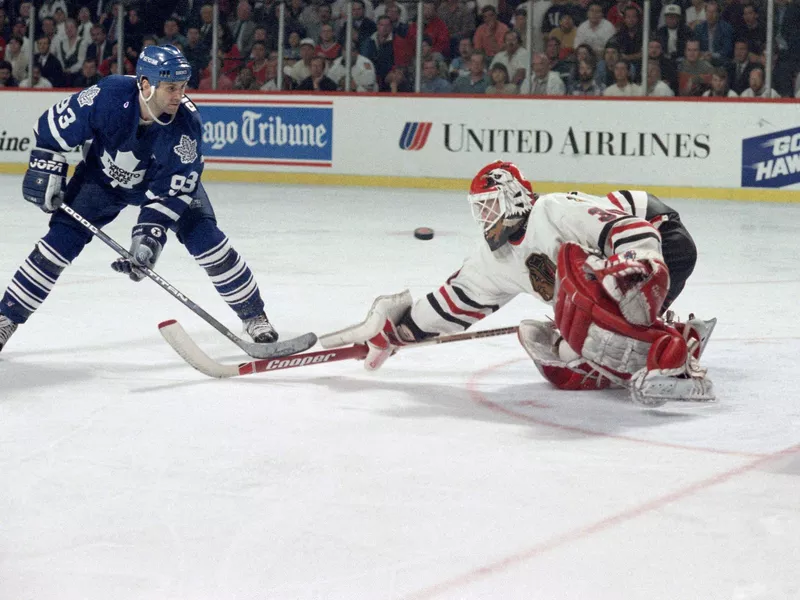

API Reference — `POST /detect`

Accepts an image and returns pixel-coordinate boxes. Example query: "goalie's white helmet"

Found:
[468,161,536,251]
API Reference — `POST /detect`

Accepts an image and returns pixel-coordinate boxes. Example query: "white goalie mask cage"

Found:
[468,166,535,245]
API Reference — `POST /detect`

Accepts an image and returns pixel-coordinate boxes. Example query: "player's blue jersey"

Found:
[33,75,204,229]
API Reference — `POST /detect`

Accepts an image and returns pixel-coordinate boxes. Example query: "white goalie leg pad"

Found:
[319,290,413,349]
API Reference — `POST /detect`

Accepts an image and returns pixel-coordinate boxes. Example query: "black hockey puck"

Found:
[414,227,434,240]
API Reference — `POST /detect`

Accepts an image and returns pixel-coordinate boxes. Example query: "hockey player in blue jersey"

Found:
[0,45,279,351]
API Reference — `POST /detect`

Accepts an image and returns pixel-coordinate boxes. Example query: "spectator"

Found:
[656,4,692,61]
[491,31,529,86]
[198,4,215,48]
[613,5,644,65]
[703,66,737,96]
[234,66,261,90]
[38,0,67,22]
[316,24,341,61]
[0,60,17,87]
[73,57,101,88]
[740,65,780,97]
[19,63,52,88]
[98,42,134,76]
[337,0,376,47]
[452,50,491,93]
[247,41,270,86]
[521,52,567,94]
[86,25,113,64]
[40,16,57,44]
[5,37,28,83]
[485,62,517,94]
[76,6,94,45]
[303,3,334,42]
[448,36,474,80]
[596,43,620,86]
[686,0,707,29]
[648,38,678,93]
[736,3,767,62]
[695,0,734,62]
[546,36,572,80]
[607,0,641,29]
[284,31,302,61]
[410,36,448,80]
[473,6,509,59]
[102,3,122,44]
[331,0,375,25]
[384,65,412,92]
[375,0,409,24]
[260,55,281,91]
[0,8,8,41]
[327,41,377,91]
[510,8,532,53]
[183,27,210,89]
[678,38,714,95]
[727,39,756,93]
[569,58,605,94]
[420,58,452,92]
[285,37,315,85]
[53,19,87,87]
[198,49,235,89]
[34,36,63,87]
[297,55,338,91]
[159,18,188,49]
[228,0,257,57]
[407,0,450,58]
[542,0,576,40]
[216,26,243,79]
[123,8,146,54]
[361,16,396,89]
[52,7,67,40]
[386,4,409,38]
[574,1,616,57]
[646,61,674,95]
[437,0,475,56]
[549,13,578,57]
[604,59,641,95]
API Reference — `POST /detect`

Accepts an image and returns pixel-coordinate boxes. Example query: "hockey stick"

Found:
[158,319,518,378]
[59,204,317,359]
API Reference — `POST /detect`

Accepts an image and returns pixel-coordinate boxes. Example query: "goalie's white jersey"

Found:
[409,190,663,336]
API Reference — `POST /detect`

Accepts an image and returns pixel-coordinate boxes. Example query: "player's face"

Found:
[153,81,188,115]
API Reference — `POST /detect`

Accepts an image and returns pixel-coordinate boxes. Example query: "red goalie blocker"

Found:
[555,243,689,376]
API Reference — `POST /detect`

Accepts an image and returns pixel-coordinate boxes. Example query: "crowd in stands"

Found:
[0,0,798,97]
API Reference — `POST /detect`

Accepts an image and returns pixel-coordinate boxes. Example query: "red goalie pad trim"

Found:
[555,243,681,355]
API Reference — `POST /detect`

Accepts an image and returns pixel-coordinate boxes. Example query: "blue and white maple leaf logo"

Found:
[100,150,146,189]
[173,135,198,164]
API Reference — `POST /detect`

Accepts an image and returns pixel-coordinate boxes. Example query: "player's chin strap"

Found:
[138,82,177,126]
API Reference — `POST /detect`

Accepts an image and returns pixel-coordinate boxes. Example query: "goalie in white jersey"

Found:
[321,161,715,406]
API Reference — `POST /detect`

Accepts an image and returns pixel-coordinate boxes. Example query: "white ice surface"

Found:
[1,176,799,600]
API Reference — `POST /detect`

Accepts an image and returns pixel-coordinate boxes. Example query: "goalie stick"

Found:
[159,319,519,378]
[60,204,317,359]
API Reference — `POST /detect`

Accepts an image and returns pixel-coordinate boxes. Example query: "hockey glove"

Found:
[22,148,68,213]
[584,251,669,326]
[111,223,166,282]
[365,319,413,371]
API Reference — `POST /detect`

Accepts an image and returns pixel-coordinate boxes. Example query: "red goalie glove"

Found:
[584,250,670,326]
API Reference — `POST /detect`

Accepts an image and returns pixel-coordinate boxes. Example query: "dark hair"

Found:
[0,60,12,71]
[490,62,509,80]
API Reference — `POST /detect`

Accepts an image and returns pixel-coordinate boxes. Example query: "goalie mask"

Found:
[468,161,536,251]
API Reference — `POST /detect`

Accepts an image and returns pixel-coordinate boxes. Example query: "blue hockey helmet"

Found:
[136,45,191,87]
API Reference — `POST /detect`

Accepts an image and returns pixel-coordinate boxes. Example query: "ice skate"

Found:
[0,314,18,352]
[243,313,279,344]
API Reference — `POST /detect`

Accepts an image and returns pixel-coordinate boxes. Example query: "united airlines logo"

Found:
[399,122,432,151]
[742,127,800,188]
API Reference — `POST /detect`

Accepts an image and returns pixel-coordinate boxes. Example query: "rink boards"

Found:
[0,89,798,202]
